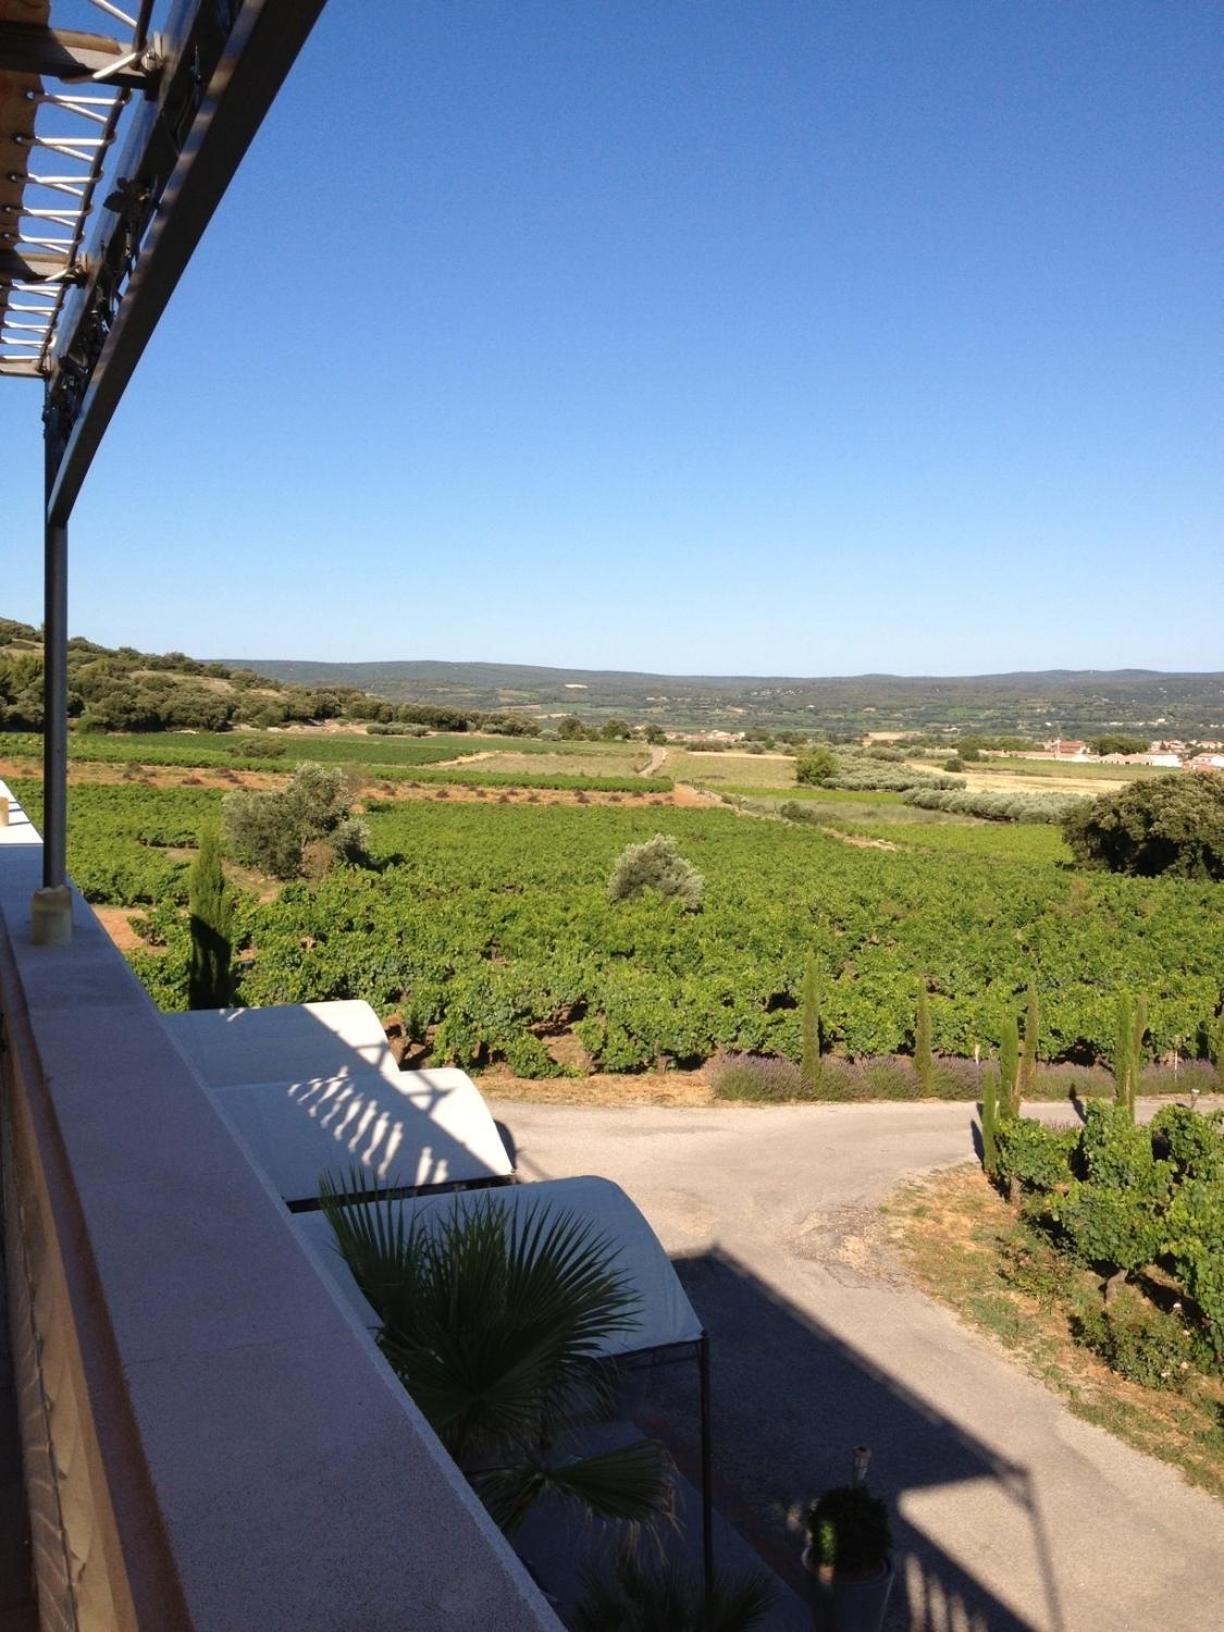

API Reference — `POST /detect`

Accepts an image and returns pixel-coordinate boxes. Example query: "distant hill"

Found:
[224,656,1224,737]
[0,618,371,732]
[8,613,1221,737]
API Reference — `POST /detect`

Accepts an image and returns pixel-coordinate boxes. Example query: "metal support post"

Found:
[31,493,71,945]
[699,1332,714,1611]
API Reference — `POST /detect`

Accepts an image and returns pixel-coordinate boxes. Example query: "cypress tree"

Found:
[1114,990,1136,1119]
[1130,993,1148,1118]
[999,1012,1020,1117]
[981,1066,1000,1181]
[915,983,934,1097]
[801,953,823,1095]
[1019,982,1040,1099]
[188,825,234,1010]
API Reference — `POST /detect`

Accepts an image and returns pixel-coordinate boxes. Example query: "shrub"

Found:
[997,1229,1066,1306]
[1072,1289,1195,1391]
[709,1051,806,1102]
[980,1068,1001,1179]
[1113,990,1147,1119]
[608,834,704,910]
[914,985,934,1096]
[1020,983,1040,1098]
[999,1012,1020,1115]
[903,786,1081,824]
[995,1118,1076,1192]
[233,737,286,758]
[222,762,369,880]
[801,954,822,1093]
[1150,1105,1224,1181]
[806,1486,891,1576]
[572,1556,776,1632]
[1062,773,1224,879]
[187,826,233,1008]
[795,748,838,785]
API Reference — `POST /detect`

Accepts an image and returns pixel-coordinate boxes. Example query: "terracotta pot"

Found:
[801,1544,895,1632]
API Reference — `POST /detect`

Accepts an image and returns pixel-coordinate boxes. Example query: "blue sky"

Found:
[3,0,1221,675]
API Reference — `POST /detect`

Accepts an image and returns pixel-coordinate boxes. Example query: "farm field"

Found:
[917,757,1165,797]
[12,769,1223,1088]
[659,747,799,788]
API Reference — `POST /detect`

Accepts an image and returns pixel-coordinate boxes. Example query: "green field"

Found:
[15,775,1221,1081]
[0,728,546,771]
[961,757,1165,782]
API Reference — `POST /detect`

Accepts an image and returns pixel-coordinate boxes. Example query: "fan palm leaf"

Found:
[320,1172,674,1536]
[572,1554,777,1632]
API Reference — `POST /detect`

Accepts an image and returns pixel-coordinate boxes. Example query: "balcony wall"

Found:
[0,788,558,1631]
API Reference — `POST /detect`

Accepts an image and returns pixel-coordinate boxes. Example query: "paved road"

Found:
[489,1098,1224,1632]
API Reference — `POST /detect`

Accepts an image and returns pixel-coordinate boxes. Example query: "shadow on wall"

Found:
[638,1247,1062,1632]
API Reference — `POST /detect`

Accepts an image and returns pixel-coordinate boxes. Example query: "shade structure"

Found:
[293,1175,705,1359]
[0,781,39,846]
[162,999,401,1087]
[162,1001,514,1203]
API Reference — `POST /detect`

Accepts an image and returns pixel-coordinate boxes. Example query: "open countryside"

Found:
[3,6,1223,1629]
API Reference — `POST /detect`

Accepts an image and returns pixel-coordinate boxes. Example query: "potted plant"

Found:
[801,1466,894,1632]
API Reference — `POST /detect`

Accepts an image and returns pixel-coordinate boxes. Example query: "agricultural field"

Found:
[12,770,1223,1087]
[927,757,1165,797]
[0,730,666,795]
[659,747,800,788]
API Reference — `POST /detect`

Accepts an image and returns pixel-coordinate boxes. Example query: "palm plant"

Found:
[320,1174,674,1538]
[572,1554,776,1632]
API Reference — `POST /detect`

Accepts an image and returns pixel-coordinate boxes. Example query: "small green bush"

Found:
[795,748,838,785]
[1072,1289,1195,1392]
[1150,1104,1224,1181]
[997,1230,1066,1307]
[995,1118,1077,1192]
[709,1052,806,1102]
[806,1486,891,1576]
[223,762,370,880]
[608,834,704,910]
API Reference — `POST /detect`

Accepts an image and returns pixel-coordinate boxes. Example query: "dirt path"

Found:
[638,745,668,777]
[425,750,499,769]
[819,825,898,851]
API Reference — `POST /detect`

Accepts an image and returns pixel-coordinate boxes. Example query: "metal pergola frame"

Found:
[1,0,327,942]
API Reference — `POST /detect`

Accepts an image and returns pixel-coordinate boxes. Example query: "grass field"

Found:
[929,757,1163,797]
[866,821,1072,860]
[439,747,652,779]
[661,748,798,788]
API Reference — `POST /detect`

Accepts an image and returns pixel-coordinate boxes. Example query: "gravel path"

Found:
[489,1098,1224,1632]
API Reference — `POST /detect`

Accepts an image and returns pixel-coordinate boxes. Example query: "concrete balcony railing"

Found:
[0,786,559,1632]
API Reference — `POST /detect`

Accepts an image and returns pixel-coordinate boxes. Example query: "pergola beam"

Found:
[45,0,328,526]
[0,249,83,284]
[0,22,154,90]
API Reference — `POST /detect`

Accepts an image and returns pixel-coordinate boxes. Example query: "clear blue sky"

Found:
[3,0,1221,675]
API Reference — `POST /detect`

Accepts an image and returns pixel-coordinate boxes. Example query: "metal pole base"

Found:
[30,885,72,947]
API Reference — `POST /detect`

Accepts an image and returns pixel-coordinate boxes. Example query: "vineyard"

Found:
[14,778,1223,1082]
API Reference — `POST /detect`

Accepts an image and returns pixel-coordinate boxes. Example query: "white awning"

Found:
[162,1002,514,1200]
[293,1175,704,1359]
[0,781,39,847]
[163,999,402,1088]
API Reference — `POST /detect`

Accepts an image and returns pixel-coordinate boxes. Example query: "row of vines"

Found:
[16,780,1221,1079]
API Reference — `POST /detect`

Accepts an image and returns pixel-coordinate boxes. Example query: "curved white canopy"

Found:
[293,1175,704,1359]
[162,1001,513,1199]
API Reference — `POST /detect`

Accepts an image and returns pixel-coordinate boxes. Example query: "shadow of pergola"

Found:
[638,1247,1063,1632]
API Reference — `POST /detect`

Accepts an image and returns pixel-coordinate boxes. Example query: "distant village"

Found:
[1040,739,1224,772]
